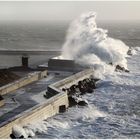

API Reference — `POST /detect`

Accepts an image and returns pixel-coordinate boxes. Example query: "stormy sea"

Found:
[0,20,140,138]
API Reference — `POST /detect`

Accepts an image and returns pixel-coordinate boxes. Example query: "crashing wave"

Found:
[61,12,129,76]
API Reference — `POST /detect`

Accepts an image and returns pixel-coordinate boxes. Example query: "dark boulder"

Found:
[68,96,77,107]
[10,134,24,139]
[62,88,66,92]
[78,83,87,94]
[67,88,74,96]
[88,81,96,89]
[115,65,124,71]
[70,85,76,94]
[93,78,100,82]
[10,134,16,139]
[127,49,133,55]
[19,135,24,139]
[87,87,93,93]
[125,69,130,73]
[78,100,88,106]
[115,65,129,73]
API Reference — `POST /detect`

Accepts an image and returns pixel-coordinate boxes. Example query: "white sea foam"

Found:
[12,121,48,138]
[24,121,48,134]
[46,119,70,129]
[80,105,106,121]
[61,12,129,77]
[12,125,28,138]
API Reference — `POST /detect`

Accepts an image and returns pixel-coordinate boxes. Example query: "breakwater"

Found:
[0,69,94,138]
[48,69,94,91]
[0,70,47,95]
[0,93,68,138]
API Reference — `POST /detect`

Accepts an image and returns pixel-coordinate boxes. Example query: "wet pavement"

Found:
[0,73,67,127]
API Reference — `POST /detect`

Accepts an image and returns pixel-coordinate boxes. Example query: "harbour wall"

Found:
[48,68,94,91]
[0,70,47,96]
[0,69,94,138]
[0,92,68,138]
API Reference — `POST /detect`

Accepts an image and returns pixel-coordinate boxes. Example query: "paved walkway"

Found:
[0,74,65,127]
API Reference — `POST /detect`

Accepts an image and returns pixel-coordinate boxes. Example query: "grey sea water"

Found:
[0,22,68,68]
[0,21,140,68]
[0,21,140,138]
[0,21,140,50]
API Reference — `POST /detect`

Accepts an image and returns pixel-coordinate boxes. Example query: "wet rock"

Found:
[87,88,93,93]
[70,85,76,93]
[127,49,132,55]
[62,88,66,92]
[87,81,96,89]
[78,81,87,94]
[68,96,78,107]
[67,88,74,96]
[78,100,88,106]
[128,47,136,56]
[10,134,16,139]
[93,78,100,82]
[109,62,113,65]
[19,135,24,139]
[115,65,129,73]
[125,69,130,73]
[10,134,24,139]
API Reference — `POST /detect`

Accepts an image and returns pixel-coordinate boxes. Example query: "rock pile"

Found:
[62,76,99,107]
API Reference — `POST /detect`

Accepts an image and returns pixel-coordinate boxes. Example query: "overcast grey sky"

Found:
[0,1,140,23]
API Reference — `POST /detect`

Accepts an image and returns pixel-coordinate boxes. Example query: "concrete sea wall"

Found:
[0,93,68,138]
[0,69,93,138]
[0,70,47,95]
[49,69,94,90]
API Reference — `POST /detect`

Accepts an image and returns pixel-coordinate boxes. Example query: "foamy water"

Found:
[1,18,140,139]
[32,48,140,139]
[61,12,129,75]
[17,15,140,139]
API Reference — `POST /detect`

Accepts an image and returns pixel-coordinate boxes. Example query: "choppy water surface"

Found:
[35,50,140,139]
[37,22,140,139]
[0,22,140,138]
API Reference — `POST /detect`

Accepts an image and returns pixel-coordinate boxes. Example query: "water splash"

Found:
[61,12,129,76]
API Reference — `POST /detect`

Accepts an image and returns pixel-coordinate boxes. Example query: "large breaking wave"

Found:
[61,12,129,76]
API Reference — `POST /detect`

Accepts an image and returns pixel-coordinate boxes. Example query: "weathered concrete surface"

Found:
[0,93,68,139]
[48,57,86,72]
[0,70,47,95]
[0,74,62,124]
[0,73,69,138]
[50,69,94,90]
[0,69,93,138]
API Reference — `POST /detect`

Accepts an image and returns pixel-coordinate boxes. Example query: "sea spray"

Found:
[12,121,48,138]
[45,119,70,129]
[12,125,28,138]
[61,12,129,76]
[24,121,48,134]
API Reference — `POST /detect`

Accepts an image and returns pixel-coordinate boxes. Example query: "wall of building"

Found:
[0,70,47,96]
[48,58,86,72]
[0,93,68,138]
